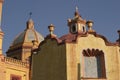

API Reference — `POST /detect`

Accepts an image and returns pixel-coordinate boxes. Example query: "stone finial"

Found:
[32,40,38,50]
[86,20,94,32]
[48,24,55,35]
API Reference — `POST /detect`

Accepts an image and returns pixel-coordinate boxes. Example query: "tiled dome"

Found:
[12,29,44,46]
[11,19,44,46]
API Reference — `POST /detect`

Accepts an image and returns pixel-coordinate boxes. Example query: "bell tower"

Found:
[0,0,4,55]
[67,7,86,34]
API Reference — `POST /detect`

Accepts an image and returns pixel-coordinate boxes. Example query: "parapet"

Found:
[3,57,29,68]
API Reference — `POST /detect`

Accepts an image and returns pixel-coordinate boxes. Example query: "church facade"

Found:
[0,0,120,80]
[31,7,120,80]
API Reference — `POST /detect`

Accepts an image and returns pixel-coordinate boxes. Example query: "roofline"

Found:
[39,32,119,48]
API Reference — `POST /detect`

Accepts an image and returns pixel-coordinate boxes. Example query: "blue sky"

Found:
[2,0,120,53]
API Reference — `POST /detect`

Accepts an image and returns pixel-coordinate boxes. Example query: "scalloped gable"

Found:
[59,32,118,46]
[38,32,118,51]
[38,34,63,49]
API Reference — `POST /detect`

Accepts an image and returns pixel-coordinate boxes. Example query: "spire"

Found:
[74,6,81,18]
[75,6,78,13]
[26,12,34,29]
[29,12,32,19]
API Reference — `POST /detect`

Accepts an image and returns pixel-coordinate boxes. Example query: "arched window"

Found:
[82,26,85,32]
[70,24,78,34]
[82,49,106,78]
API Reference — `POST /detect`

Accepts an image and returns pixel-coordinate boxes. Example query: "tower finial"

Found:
[86,20,95,32]
[74,6,80,18]
[48,24,55,35]
[29,12,32,19]
[26,12,34,29]
[76,6,78,12]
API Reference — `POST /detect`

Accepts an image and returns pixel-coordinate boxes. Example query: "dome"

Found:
[11,19,44,46]
[12,29,44,46]
[7,19,44,62]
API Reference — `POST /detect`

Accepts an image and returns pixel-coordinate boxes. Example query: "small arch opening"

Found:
[70,24,77,34]
[83,26,85,32]
[81,49,106,78]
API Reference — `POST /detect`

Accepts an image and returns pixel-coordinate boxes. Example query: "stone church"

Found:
[0,0,120,80]
[31,6,120,80]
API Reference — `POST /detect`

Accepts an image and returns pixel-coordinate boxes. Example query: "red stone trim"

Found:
[82,49,106,78]
[87,32,118,46]
[60,31,118,46]
[83,49,103,57]
[38,31,118,52]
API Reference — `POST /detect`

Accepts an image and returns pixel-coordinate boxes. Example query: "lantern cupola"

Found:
[67,7,86,34]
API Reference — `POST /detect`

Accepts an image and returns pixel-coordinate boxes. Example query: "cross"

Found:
[29,12,32,19]
[76,6,78,12]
